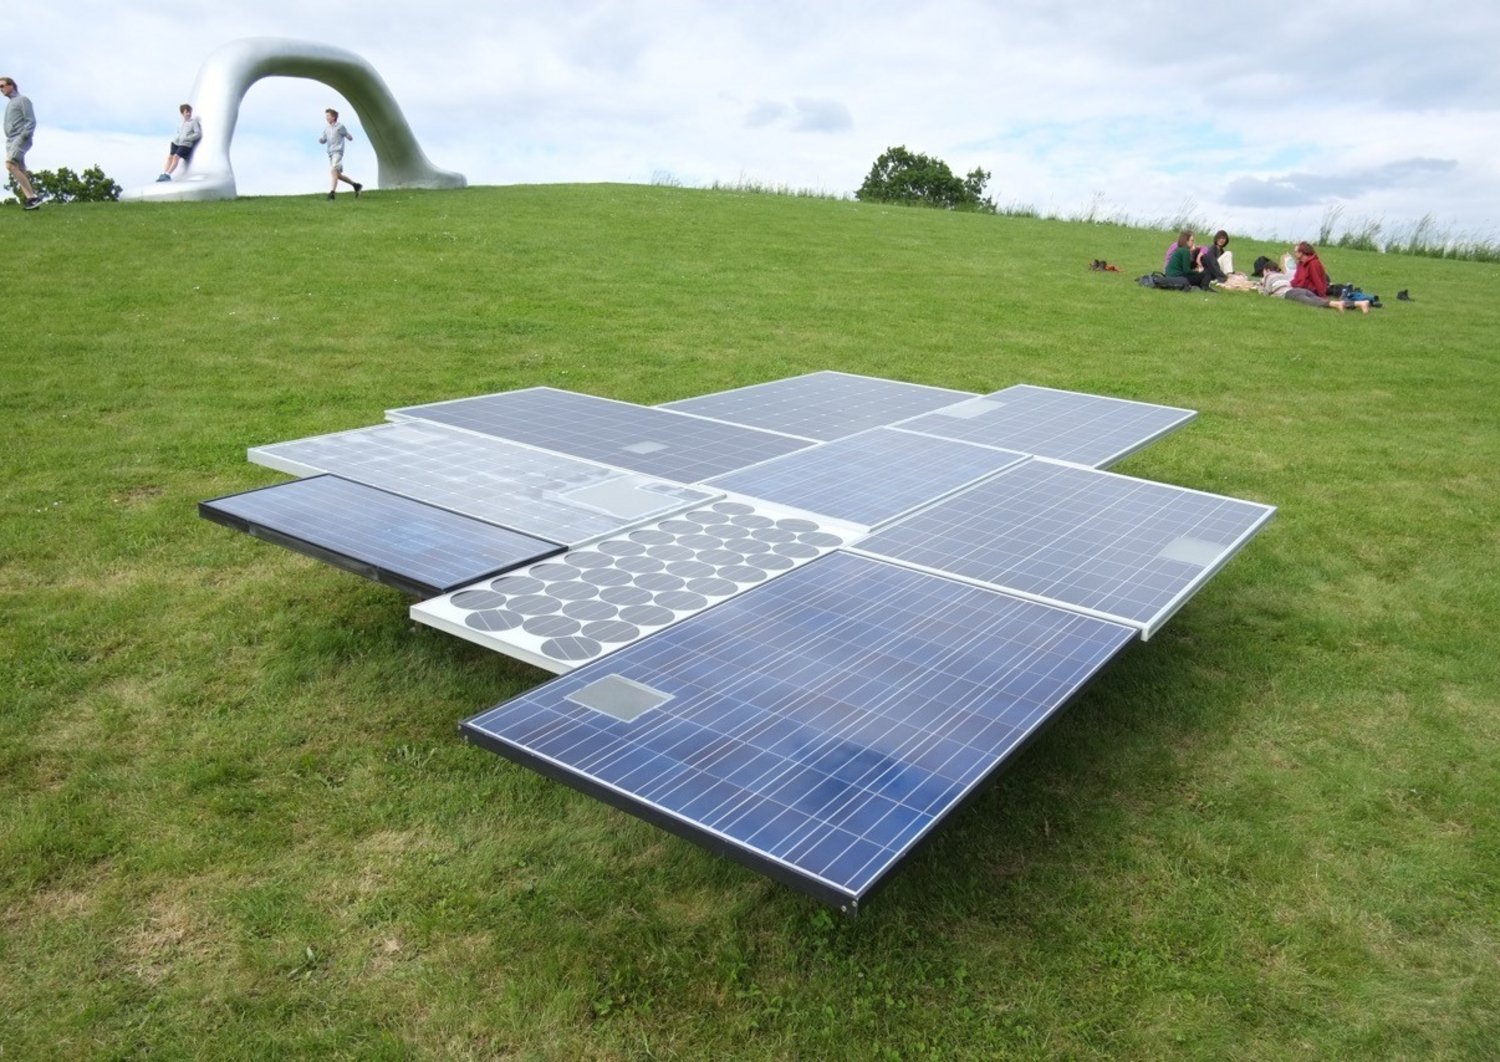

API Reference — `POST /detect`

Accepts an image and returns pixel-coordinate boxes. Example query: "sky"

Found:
[11,1,1500,243]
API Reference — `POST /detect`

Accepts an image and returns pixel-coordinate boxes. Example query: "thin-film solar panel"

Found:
[460,551,1137,912]
[200,475,563,597]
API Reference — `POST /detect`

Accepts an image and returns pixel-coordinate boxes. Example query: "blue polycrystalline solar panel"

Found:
[460,551,1137,912]
[852,458,1275,637]
[896,384,1197,468]
[413,498,858,671]
[659,371,977,442]
[390,387,814,483]
[248,420,716,545]
[200,475,564,597]
[704,428,1028,528]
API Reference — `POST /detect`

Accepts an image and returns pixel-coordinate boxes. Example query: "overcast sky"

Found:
[12,1,1499,242]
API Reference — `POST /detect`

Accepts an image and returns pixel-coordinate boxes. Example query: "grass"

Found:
[3,183,1498,1058]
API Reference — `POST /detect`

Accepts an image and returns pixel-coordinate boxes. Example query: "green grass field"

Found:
[4,184,1497,1058]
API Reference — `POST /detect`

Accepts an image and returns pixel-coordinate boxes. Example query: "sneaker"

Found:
[23,197,41,210]
[353,182,362,198]
[327,191,336,200]
[156,173,171,182]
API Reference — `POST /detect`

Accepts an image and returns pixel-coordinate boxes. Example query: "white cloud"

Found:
[7,1,1498,239]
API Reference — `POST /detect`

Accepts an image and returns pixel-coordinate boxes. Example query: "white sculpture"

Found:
[123,37,465,202]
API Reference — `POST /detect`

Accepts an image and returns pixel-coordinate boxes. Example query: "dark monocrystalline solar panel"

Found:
[391,387,814,483]
[705,428,1027,528]
[896,384,1197,468]
[659,371,976,442]
[199,475,563,597]
[460,551,1137,912]
[852,458,1275,637]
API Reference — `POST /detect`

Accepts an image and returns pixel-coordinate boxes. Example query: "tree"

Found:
[856,146,994,212]
[6,164,121,205]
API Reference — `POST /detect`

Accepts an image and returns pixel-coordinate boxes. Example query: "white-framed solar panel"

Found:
[704,427,1028,528]
[459,551,1137,912]
[659,370,977,442]
[199,475,563,597]
[414,498,860,671]
[248,420,717,546]
[895,384,1197,468]
[851,458,1275,638]
[389,386,815,483]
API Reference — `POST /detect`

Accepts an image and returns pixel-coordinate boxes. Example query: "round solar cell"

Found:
[466,609,522,632]
[653,590,709,611]
[565,551,615,569]
[547,580,600,601]
[601,585,653,606]
[450,589,508,610]
[580,620,639,643]
[523,614,582,637]
[488,575,546,595]
[718,565,769,584]
[619,604,675,626]
[540,636,602,661]
[634,572,686,592]
[507,594,562,616]
[563,599,618,621]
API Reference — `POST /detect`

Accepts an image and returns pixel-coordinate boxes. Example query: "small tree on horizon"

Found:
[5,164,121,205]
[856,146,994,212]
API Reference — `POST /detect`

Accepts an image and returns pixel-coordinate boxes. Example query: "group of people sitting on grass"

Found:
[1160,230,1370,312]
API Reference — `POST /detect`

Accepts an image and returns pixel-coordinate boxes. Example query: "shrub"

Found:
[6,164,121,205]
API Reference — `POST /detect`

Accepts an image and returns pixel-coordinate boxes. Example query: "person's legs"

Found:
[1202,248,1228,283]
[6,158,36,201]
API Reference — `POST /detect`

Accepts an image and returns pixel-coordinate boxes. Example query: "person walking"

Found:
[318,108,363,200]
[1,76,41,210]
[157,104,202,181]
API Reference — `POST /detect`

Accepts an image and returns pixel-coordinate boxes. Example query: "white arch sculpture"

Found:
[123,37,466,202]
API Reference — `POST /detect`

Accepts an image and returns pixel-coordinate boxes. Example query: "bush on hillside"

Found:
[6,165,121,205]
[856,146,995,212]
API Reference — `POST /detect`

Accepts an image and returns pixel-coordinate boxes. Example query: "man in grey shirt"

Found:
[1,75,41,210]
[157,103,202,182]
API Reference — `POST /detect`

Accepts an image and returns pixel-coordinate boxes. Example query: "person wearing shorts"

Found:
[157,104,201,181]
[1,76,41,210]
[318,108,363,200]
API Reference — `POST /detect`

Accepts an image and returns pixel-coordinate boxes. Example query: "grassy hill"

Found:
[3,184,1497,1057]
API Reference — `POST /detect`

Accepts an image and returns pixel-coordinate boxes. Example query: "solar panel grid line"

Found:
[461,552,1137,908]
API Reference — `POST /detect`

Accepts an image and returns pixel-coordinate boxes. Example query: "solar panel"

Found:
[895,384,1197,467]
[851,458,1275,637]
[460,551,1137,912]
[659,371,977,441]
[200,475,563,597]
[413,498,858,671]
[390,387,814,483]
[705,428,1027,528]
[248,420,716,545]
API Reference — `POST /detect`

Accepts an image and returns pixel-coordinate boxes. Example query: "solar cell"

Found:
[896,383,1197,467]
[413,498,858,671]
[659,371,976,441]
[705,428,1027,528]
[460,551,1137,912]
[200,475,563,597]
[391,387,814,482]
[248,420,716,545]
[851,458,1275,637]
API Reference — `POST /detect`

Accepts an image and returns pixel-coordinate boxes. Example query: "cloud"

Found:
[1223,158,1461,208]
[790,98,852,133]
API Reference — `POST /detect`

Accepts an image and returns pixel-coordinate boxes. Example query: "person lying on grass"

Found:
[1259,261,1368,313]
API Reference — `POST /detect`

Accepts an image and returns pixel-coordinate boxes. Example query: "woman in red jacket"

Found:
[1289,242,1330,297]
